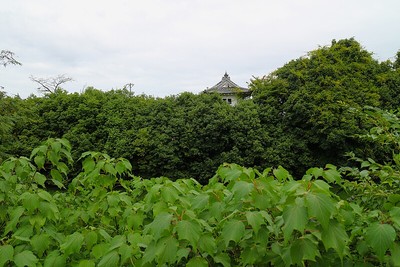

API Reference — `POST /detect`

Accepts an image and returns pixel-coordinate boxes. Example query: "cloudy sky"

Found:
[1,0,399,98]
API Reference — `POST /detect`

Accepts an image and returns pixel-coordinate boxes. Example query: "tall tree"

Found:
[251,38,382,173]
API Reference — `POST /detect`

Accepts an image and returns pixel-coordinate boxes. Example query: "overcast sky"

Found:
[1,0,399,98]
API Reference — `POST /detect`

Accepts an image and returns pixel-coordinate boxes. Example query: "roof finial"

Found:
[223,71,229,79]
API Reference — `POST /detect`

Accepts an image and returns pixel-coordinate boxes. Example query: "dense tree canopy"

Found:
[250,38,399,174]
[0,38,399,181]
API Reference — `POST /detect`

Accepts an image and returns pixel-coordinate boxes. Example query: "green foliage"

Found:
[0,141,399,266]
[250,38,399,174]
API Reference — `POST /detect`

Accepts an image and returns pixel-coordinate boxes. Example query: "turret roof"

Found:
[204,72,250,95]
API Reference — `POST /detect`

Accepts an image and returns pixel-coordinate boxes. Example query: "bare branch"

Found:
[30,74,73,94]
[1,50,22,67]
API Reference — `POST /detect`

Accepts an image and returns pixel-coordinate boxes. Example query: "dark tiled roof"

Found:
[204,72,250,95]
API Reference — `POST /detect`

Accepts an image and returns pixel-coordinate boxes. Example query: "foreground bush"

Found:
[0,139,399,266]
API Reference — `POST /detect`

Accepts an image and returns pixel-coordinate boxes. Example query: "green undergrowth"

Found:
[0,138,399,266]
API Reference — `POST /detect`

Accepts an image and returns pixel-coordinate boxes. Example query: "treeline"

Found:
[1,38,400,183]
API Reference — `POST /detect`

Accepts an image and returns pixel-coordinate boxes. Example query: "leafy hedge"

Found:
[0,138,399,266]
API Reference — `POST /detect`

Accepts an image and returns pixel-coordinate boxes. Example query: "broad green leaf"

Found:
[98,250,120,267]
[217,164,243,182]
[0,245,14,267]
[20,192,40,212]
[222,219,245,247]
[30,234,51,257]
[5,206,24,234]
[145,212,173,241]
[190,194,209,210]
[104,163,117,176]
[118,244,133,265]
[241,246,260,265]
[322,167,341,183]
[290,237,320,265]
[282,203,308,240]
[14,251,38,267]
[60,232,84,256]
[186,256,208,267]
[84,231,98,250]
[156,236,179,264]
[176,248,190,263]
[198,234,217,255]
[321,220,349,259]
[50,169,63,182]
[245,211,265,234]
[98,229,112,242]
[273,166,291,182]
[176,219,201,249]
[34,155,45,169]
[107,235,126,252]
[391,243,400,267]
[34,172,47,186]
[365,223,396,261]
[214,253,231,267]
[390,206,400,227]
[91,243,109,259]
[160,185,179,203]
[231,181,254,200]
[37,190,53,202]
[115,161,126,174]
[305,192,335,229]
[122,159,132,171]
[78,260,96,267]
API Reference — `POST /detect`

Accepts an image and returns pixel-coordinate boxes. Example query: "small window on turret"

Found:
[227,99,232,104]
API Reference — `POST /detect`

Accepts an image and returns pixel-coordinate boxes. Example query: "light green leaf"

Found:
[322,167,341,183]
[0,245,14,267]
[34,155,45,169]
[290,237,320,265]
[273,166,291,182]
[30,234,51,257]
[51,169,63,182]
[37,190,53,202]
[245,211,265,234]
[176,219,201,249]
[198,234,216,255]
[190,194,209,210]
[186,256,208,267]
[365,223,396,261]
[78,260,96,267]
[118,244,133,265]
[60,232,84,256]
[390,206,400,227]
[82,157,96,173]
[14,251,38,267]
[107,235,126,252]
[84,231,98,250]
[391,243,400,267]
[5,206,24,234]
[91,243,109,259]
[145,212,173,241]
[20,192,40,212]
[217,164,243,182]
[305,192,335,229]
[282,203,308,240]
[222,219,245,247]
[321,220,349,259]
[98,251,119,267]
[44,250,66,267]
[231,181,254,200]
[34,172,47,187]
[156,236,178,264]
[214,253,231,267]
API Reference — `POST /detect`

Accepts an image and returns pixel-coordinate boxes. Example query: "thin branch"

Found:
[0,50,22,67]
[30,74,73,94]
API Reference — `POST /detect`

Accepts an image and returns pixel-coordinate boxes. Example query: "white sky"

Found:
[1,0,399,98]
